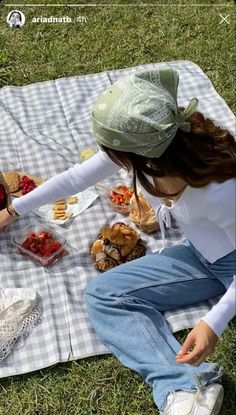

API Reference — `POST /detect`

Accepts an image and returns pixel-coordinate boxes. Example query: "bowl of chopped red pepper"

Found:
[107,184,133,215]
[12,224,67,266]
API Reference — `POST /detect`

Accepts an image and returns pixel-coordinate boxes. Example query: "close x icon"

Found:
[219,14,230,24]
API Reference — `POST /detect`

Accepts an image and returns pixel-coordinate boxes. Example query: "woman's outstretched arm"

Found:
[0,149,120,231]
[12,149,120,216]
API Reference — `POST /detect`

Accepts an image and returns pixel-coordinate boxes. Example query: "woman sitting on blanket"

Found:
[0,66,235,415]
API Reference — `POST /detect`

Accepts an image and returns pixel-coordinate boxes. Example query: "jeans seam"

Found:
[115,276,214,297]
[118,297,170,365]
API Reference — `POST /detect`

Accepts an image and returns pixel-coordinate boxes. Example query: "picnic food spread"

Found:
[91,222,146,272]
[1,169,155,269]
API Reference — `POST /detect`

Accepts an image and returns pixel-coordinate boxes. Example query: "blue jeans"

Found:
[85,240,236,411]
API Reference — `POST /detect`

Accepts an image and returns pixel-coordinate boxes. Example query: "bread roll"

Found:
[3,171,20,193]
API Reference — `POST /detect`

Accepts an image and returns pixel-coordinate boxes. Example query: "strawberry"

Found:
[21,231,62,258]
[19,175,36,194]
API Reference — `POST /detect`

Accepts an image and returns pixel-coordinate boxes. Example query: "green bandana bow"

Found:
[92,65,198,158]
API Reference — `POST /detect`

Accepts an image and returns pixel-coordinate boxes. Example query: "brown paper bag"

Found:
[129,193,159,234]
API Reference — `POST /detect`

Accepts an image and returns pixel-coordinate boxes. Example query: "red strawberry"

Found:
[19,175,36,194]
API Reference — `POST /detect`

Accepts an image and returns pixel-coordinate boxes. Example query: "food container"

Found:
[12,224,67,266]
[107,184,133,215]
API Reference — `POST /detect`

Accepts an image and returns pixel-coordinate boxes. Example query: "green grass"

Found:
[0,326,235,415]
[0,0,236,414]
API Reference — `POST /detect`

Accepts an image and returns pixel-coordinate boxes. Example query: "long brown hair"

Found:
[100,111,236,198]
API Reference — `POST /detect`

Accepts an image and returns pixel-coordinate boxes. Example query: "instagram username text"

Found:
[32,16,87,23]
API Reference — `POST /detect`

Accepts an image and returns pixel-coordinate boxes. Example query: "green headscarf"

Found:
[92,65,198,158]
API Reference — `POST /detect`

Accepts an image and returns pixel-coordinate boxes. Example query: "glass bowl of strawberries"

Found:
[107,184,133,215]
[13,224,67,266]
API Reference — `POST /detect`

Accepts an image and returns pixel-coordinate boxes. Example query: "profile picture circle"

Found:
[7,10,25,28]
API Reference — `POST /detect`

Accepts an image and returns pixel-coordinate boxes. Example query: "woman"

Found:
[7,11,24,28]
[0,66,235,415]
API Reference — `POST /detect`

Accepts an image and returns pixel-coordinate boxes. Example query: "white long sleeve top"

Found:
[12,149,236,337]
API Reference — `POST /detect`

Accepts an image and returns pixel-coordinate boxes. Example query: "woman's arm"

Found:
[201,275,236,337]
[12,149,121,216]
[176,276,236,366]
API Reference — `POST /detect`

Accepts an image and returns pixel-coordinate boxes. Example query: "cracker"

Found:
[54,213,66,220]
[55,199,66,205]
[67,196,77,204]
[65,211,73,218]
[54,211,66,216]
[53,204,67,210]
[53,211,65,216]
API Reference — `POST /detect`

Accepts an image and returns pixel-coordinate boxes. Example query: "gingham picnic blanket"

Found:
[0,60,235,378]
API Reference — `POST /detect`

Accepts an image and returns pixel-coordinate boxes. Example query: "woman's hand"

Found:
[0,208,16,232]
[176,321,219,366]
